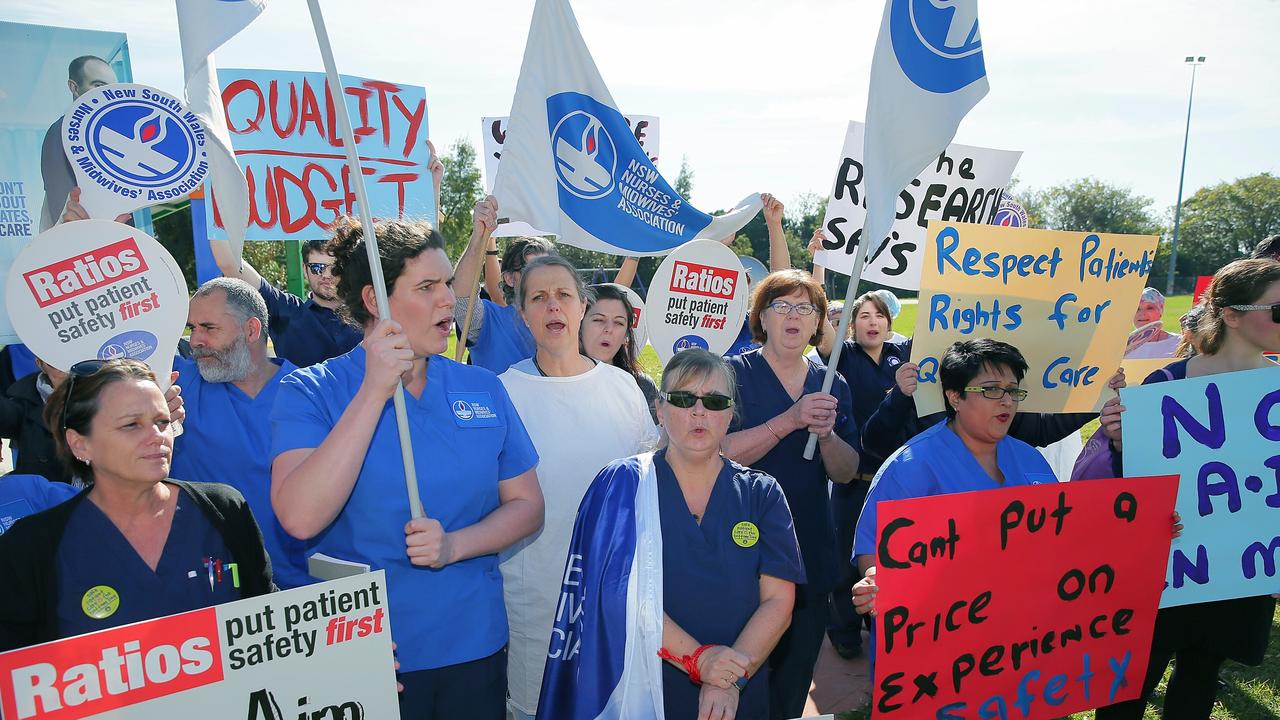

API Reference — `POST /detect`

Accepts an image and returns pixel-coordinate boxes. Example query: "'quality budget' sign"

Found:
[646,239,749,365]
[815,121,1020,290]
[910,222,1158,415]
[1121,366,1280,607]
[873,477,1176,719]
[208,68,432,241]
[0,573,398,720]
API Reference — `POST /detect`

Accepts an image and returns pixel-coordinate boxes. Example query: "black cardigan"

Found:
[0,479,275,651]
[0,373,68,484]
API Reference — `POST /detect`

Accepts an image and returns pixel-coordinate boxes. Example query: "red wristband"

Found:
[657,644,716,685]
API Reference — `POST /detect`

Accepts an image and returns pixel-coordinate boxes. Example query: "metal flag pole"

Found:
[306,0,425,519]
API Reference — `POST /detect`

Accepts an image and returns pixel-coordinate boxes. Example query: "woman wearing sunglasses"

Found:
[0,359,273,651]
[720,269,861,719]
[538,349,803,720]
[1084,257,1280,720]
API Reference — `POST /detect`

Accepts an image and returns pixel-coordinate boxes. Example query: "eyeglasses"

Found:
[307,262,334,276]
[1228,303,1280,323]
[60,359,109,431]
[768,301,817,316]
[662,390,734,411]
[963,385,1029,402]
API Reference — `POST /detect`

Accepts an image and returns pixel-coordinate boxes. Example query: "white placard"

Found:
[646,239,749,365]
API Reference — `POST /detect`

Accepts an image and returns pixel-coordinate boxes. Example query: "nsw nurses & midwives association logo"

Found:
[550,109,617,200]
[452,400,476,421]
[889,0,987,93]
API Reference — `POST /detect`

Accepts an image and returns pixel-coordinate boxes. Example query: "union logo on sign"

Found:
[672,335,709,353]
[87,102,197,188]
[889,0,987,93]
[452,400,475,421]
[550,109,617,200]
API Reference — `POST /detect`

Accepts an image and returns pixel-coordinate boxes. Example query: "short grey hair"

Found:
[655,349,739,450]
[515,254,593,310]
[193,277,269,342]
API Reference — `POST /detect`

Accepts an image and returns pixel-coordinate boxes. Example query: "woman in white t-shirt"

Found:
[498,255,658,720]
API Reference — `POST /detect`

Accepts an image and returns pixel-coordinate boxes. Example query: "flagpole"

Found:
[803,239,870,460]
[306,0,425,519]
[454,225,494,362]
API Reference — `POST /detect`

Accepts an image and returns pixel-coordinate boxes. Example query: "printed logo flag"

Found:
[859,0,990,268]
[176,0,267,266]
[494,0,760,256]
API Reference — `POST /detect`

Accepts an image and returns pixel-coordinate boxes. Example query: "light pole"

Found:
[1166,56,1205,296]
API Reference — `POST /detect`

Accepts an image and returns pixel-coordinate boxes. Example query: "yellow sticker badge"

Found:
[81,585,120,619]
[731,521,759,548]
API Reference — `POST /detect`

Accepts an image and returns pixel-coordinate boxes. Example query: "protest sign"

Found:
[1192,275,1212,304]
[620,283,649,350]
[992,197,1029,228]
[873,476,1176,719]
[481,114,659,193]
[3,220,187,384]
[814,121,1020,290]
[63,84,208,221]
[207,68,431,241]
[0,572,398,720]
[909,222,1158,415]
[1121,366,1280,607]
[646,239,749,364]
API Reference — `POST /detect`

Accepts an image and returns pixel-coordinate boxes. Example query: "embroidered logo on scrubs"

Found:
[448,392,501,428]
[82,585,120,619]
[888,357,902,368]
[731,521,760,548]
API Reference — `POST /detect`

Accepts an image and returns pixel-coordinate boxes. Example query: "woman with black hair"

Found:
[581,282,660,420]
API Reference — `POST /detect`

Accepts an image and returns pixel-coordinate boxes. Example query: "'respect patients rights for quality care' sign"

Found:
[872,477,1176,719]
[0,573,398,720]
[910,222,1158,415]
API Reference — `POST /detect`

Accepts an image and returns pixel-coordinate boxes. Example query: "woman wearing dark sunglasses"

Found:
[1086,257,1280,720]
[0,359,273,651]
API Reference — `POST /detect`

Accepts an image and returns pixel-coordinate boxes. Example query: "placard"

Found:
[873,477,1176,718]
[620,283,649,350]
[645,239,749,365]
[1121,366,1280,607]
[909,222,1158,415]
[0,573,398,720]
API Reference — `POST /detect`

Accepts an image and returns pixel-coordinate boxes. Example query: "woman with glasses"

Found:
[496,257,657,719]
[0,358,273,651]
[1083,257,1280,720]
[720,269,861,720]
[580,282,660,421]
[538,349,803,720]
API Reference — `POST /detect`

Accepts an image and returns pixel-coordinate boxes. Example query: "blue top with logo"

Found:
[270,346,539,672]
[258,279,362,369]
[889,0,987,93]
[468,300,536,375]
[0,476,77,536]
[170,356,311,589]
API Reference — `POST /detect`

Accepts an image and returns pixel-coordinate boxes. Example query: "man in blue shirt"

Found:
[170,277,310,588]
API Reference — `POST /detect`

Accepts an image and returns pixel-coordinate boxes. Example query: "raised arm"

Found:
[453,196,498,315]
[762,193,789,272]
[613,257,640,288]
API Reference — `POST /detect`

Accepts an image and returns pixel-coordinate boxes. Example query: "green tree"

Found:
[674,155,694,201]
[1038,177,1163,236]
[1172,173,1280,278]
[439,139,484,258]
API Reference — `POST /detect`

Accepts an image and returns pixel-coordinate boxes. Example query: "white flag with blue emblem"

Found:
[176,0,266,267]
[860,0,989,267]
[494,0,761,256]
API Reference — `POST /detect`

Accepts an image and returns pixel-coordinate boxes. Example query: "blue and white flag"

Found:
[861,0,990,263]
[494,0,760,256]
[537,454,665,720]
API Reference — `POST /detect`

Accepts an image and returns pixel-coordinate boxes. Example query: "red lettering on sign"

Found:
[670,261,737,299]
[23,238,148,308]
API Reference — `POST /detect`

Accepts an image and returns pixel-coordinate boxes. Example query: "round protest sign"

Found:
[647,239,749,365]
[621,284,649,350]
[738,254,769,289]
[62,83,208,220]
[5,219,189,386]
[993,197,1030,228]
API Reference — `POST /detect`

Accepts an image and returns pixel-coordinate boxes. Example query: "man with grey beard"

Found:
[169,278,312,588]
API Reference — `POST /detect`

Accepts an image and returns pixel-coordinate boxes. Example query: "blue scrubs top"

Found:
[55,486,239,637]
[656,451,805,720]
[727,349,861,594]
[0,475,77,536]
[258,280,362,369]
[827,339,911,476]
[725,319,761,357]
[468,300,536,374]
[270,346,539,672]
[170,356,311,589]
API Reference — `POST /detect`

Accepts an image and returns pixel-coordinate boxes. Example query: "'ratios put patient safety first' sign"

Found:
[910,222,1158,415]
[0,573,398,720]
[646,239,749,365]
[4,220,188,383]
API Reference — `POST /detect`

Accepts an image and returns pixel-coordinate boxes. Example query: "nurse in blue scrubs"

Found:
[722,269,862,720]
[269,218,545,720]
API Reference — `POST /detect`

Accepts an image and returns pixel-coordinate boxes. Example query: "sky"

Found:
[2,0,1278,224]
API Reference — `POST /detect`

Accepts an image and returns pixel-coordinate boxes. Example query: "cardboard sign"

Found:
[646,239,749,364]
[63,84,208,220]
[909,222,1159,415]
[208,68,431,240]
[815,121,1021,290]
[3,220,188,384]
[873,477,1176,719]
[0,573,398,720]
[1121,366,1280,607]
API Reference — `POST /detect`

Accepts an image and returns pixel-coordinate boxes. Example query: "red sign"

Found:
[22,238,148,308]
[873,476,1176,719]
[669,261,737,299]
[1192,275,1212,304]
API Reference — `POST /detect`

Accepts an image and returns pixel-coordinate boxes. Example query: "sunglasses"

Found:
[307,262,334,276]
[60,359,109,431]
[662,390,734,411]
[1228,303,1280,323]
[963,385,1029,402]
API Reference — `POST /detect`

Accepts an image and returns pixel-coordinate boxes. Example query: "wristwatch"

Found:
[734,675,749,692]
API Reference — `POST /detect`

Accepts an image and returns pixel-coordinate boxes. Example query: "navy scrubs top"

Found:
[257,280,362,369]
[727,350,861,594]
[467,300,536,374]
[656,451,804,720]
[725,319,761,357]
[55,487,239,637]
[825,338,911,476]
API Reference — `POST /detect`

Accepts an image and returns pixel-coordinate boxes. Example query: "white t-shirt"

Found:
[1124,333,1181,359]
[498,359,659,714]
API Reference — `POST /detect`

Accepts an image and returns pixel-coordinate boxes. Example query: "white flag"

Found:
[176,0,266,266]
[494,0,760,256]
[860,0,990,265]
